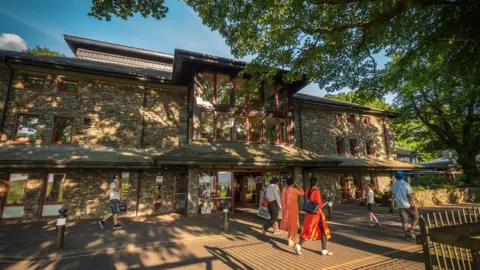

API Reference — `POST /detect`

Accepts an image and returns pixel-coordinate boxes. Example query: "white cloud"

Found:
[0,33,27,51]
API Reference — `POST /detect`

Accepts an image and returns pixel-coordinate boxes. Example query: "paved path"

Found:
[0,203,477,269]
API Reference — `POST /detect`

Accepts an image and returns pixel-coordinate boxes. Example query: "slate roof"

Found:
[321,155,423,170]
[154,142,340,166]
[294,93,398,117]
[0,50,172,81]
[0,145,170,169]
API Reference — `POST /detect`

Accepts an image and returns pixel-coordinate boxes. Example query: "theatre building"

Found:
[0,35,419,222]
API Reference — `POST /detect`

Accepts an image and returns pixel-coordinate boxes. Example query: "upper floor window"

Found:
[236,78,261,109]
[335,113,343,122]
[234,115,247,141]
[264,83,288,112]
[197,72,232,105]
[336,137,345,155]
[363,117,370,126]
[14,114,39,143]
[200,111,214,140]
[51,117,73,144]
[216,112,231,141]
[279,119,288,143]
[248,116,261,142]
[23,75,45,90]
[347,114,356,123]
[366,140,375,156]
[44,174,65,203]
[264,117,277,143]
[58,79,79,93]
[349,138,358,156]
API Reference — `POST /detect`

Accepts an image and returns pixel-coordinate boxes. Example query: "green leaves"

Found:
[89,0,168,21]
[24,46,64,57]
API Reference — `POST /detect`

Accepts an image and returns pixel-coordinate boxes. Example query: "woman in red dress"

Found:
[281,177,305,247]
[293,177,332,256]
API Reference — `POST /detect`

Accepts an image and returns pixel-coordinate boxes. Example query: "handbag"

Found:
[303,187,319,214]
[258,188,271,219]
[260,188,269,207]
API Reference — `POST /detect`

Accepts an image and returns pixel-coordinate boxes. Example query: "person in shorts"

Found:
[99,174,122,229]
[391,171,418,240]
[366,184,380,227]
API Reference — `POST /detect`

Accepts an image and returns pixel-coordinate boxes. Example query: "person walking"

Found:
[99,174,122,229]
[365,184,381,227]
[294,177,332,256]
[281,177,305,247]
[391,171,418,240]
[262,178,282,235]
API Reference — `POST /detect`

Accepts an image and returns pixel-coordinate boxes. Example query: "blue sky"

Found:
[0,0,394,102]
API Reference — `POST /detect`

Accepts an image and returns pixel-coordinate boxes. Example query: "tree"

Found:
[323,92,391,110]
[88,0,480,183]
[24,46,64,57]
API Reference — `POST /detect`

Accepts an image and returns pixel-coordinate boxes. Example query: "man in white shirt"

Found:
[391,171,418,240]
[99,174,122,229]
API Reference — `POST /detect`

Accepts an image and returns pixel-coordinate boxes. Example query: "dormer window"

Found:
[348,114,356,123]
[363,117,370,126]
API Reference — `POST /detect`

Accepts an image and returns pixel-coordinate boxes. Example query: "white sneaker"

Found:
[406,229,416,239]
[322,250,333,256]
[293,244,302,256]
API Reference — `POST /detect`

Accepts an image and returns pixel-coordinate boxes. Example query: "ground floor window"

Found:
[154,173,163,212]
[41,173,65,217]
[120,172,130,213]
[174,173,187,212]
[1,174,28,219]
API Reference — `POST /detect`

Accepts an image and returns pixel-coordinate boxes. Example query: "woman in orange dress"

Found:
[281,177,305,247]
[293,177,332,256]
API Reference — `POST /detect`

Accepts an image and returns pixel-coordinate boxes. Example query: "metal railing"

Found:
[419,206,480,270]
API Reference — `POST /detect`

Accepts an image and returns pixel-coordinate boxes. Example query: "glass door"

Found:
[1,174,28,219]
[215,171,232,212]
[120,172,130,213]
[174,173,187,213]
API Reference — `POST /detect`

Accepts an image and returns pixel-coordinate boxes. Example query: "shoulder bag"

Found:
[303,187,319,214]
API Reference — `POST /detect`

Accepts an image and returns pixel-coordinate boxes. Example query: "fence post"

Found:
[419,217,433,270]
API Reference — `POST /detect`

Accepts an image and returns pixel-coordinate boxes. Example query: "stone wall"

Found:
[0,68,187,148]
[413,188,480,207]
[308,171,343,203]
[295,104,395,159]
[0,68,11,139]
[187,165,200,217]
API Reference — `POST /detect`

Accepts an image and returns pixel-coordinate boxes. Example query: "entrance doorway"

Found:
[233,172,262,207]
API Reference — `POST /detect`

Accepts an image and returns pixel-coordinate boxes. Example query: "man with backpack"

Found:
[99,174,123,230]
[391,171,418,240]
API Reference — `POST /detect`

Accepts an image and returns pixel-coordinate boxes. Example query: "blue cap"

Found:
[395,171,405,180]
[270,178,279,184]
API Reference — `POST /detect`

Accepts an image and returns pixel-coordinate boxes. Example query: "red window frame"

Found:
[58,78,79,94]
[41,173,66,207]
[234,77,261,110]
[233,114,248,142]
[2,173,29,207]
[366,140,375,156]
[363,117,370,126]
[349,138,358,156]
[336,137,345,155]
[215,111,231,141]
[335,113,343,122]
[200,110,215,140]
[347,114,356,123]
[264,83,288,113]
[277,118,290,144]
[247,116,261,143]
[199,72,232,105]
[23,75,45,90]
[51,116,74,145]
[13,114,39,143]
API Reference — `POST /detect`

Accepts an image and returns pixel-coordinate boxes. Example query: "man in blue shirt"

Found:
[391,171,418,240]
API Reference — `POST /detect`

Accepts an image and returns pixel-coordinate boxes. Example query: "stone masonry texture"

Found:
[187,165,200,217]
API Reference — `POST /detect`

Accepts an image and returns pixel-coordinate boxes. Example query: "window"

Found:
[215,171,233,212]
[58,79,79,93]
[236,78,261,109]
[264,84,276,111]
[174,173,187,211]
[248,116,260,142]
[120,172,130,212]
[14,115,39,143]
[264,117,277,143]
[216,112,231,140]
[216,74,232,105]
[197,72,214,103]
[23,75,45,90]
[154,173,163,212]
[6,174,28,205]
[44,174,65,203]
[277,85,288,112]
[349,138,358,156]
[336,137,345,155]
[363,117,370,126]
[335,113,343,122]
[279,119,288,143]
[200,111,214,140]
[234,116,247,141]
[366,140,375,156]
[348,114,356,123]
[199,172,215,214]
[51,117,73,144]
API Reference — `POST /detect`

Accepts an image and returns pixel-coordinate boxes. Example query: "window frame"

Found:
[13,114,40,144]
[58,78,80,94]
[215,111,232,141]
[234,77,261,110]
[247,115,262,143]
[277,118,290,144]
[3,173,29,207]
[349,138,358,156]
[153,172,165,213]
[200,109,215,141]
[41,173,66,206]
[347,114,356,123]
[336,136,345,155]
[23,75,45,90]
[335,113,343,123]
[233,114,248,142]
[263,83,288,113]
[363,117,370,127]
[50,116,74,145]
[366,140,375,156]
[198,71,233,106]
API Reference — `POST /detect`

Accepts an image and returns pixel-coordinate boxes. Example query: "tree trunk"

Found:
[457,151,480,185]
